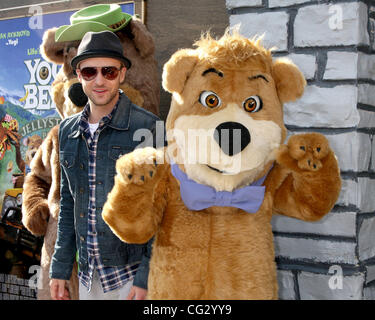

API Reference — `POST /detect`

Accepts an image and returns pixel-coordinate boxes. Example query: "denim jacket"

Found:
[49,93,159,289]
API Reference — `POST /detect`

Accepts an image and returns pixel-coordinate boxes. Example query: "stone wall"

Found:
[227,0,375,299]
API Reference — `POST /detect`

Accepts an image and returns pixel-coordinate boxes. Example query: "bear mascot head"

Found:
[102,31,341,299]
[21,4,160,300]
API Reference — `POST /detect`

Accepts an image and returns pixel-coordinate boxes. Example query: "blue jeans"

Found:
[79,269,134,300]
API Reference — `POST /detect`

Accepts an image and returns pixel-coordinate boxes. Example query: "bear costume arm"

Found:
[263,59,341,221]
[102,147,169,244]
[267,133,341,221]
[22,126,59,236]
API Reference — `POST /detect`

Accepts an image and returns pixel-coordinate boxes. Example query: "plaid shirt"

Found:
[78,95,140,293]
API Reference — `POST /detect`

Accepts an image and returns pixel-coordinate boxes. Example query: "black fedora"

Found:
[71,30,132,70]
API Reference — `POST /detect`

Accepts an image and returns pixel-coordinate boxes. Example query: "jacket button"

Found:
[80,212,84,218]
[80,164,84,169]
[79,188,84,194]
[97,181,103,185]
[80,236,84,242]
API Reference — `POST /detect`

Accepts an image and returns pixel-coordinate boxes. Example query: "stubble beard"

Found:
[89,87,119,108]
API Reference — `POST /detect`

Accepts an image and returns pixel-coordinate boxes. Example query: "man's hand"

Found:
[126,285,147,300]
[50,279,70,300]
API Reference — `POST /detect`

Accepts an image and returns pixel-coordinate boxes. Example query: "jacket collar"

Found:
[107,92,131,131]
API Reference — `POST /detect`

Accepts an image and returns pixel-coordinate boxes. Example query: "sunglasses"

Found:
[78,66,123,81]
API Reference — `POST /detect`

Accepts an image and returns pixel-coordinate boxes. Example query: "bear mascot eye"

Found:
[243,96,262,113]
[199,91,222,108]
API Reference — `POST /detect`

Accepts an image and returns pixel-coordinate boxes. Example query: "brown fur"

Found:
[22,15,160,300]
[22,126,79,300]
[101,32,341,299]
[24,135,43,167]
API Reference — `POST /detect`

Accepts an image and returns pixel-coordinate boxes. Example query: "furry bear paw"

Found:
[116,147,165,186]
[278,133,331,172]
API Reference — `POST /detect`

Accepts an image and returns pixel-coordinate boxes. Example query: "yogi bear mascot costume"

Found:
[102,31,342,299]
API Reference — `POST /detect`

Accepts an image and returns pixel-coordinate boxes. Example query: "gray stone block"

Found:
[294,3,369,47]
[284,85,360,128]
[365,265,375,284]
[277,53,316,80]
[358,178,375,213]
[272,212,357,238]
[357,134,372,172]
[325,132,371,173]
[274,236,358,264]
[337,179,358,208]
[277,270,296,300]
[358,109,375,129]
[359,217,375,261]
[358,84,375,106]
[370,11,375,51]
[298,271,365,300]
[364,285,375,300]
[324,52,358,80]
[358,53,375,81]
[229,11,289,51]
[338,178,375,213]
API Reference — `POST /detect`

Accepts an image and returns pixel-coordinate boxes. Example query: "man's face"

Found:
[76,57,126,109]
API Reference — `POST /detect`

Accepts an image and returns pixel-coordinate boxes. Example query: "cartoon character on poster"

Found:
[0,92,60,212]
[0,109,24,210]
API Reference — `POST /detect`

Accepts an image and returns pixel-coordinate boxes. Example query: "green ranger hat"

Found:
[55,3,132,42]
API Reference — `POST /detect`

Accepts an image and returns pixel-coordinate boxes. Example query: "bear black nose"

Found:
[213,122,251,156]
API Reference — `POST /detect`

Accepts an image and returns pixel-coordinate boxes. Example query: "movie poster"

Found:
[0,3,134,213]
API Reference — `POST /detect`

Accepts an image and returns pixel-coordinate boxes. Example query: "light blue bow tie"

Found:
[170,164,269,213]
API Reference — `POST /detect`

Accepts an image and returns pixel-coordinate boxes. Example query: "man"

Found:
[49,31,159,300]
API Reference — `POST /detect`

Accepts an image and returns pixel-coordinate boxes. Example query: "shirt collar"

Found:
[79,91,122,133]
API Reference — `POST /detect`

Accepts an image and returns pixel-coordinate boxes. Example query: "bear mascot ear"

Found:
[40,27,65,65]
[40,27,79,77]
[68,82,88,107]
[162,49,199,94]
[124,18,155,58]
[272,58,306,104]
